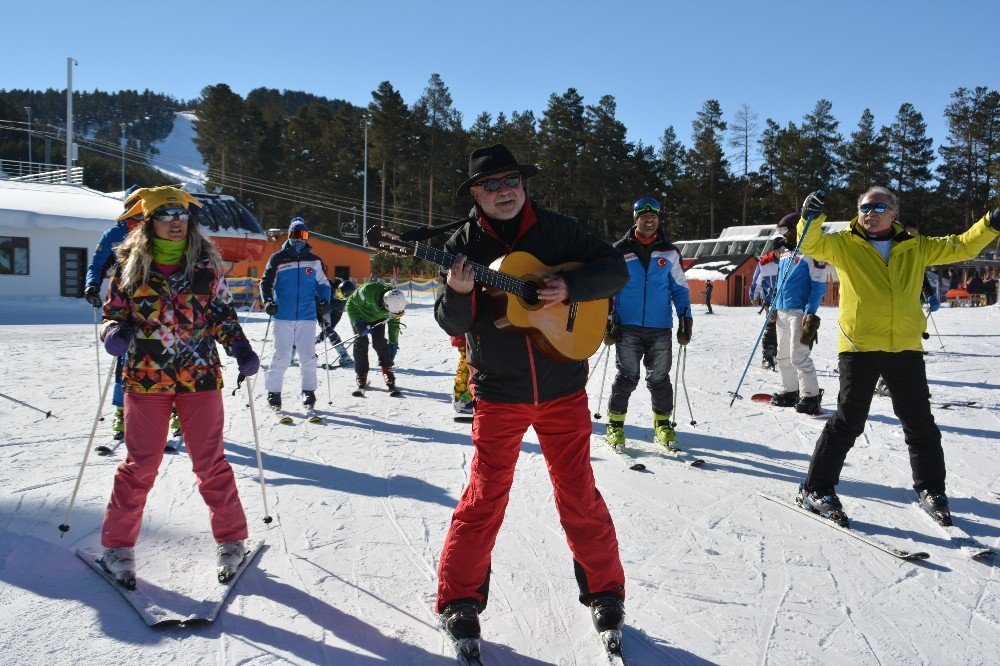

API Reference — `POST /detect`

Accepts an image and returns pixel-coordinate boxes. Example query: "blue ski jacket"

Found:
[85,221,130,288]
[260,240,332,321]
[612,228,691,329]
[773,249,827,314]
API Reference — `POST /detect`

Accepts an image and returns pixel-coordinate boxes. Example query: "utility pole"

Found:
[66,57,77,183]
[24,107,32,166]
[362,115,371,247]
[120,122,126,190]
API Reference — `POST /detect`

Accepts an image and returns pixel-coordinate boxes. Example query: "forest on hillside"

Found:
[2,78,999,273]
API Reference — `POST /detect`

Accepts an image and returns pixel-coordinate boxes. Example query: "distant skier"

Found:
[259,217,332,413]
[768,212,827,415]
[316,276,357,367]
[97,186,259,588]
[346,281,406,393]
[702,279,714,314]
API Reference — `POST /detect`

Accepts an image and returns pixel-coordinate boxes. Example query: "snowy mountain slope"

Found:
[147,111,207,190]
[1,298,998,664]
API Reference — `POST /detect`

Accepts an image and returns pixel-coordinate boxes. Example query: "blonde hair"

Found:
[116,219,224,291]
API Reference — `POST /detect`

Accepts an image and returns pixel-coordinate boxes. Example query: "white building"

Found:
[0,181,122,298]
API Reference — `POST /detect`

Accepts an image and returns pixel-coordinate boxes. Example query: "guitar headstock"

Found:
[366,226,415,257]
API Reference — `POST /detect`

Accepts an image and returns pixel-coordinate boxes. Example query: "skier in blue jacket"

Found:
[605,197,692,450]
[770,212,828,414]
[259,217,332,411]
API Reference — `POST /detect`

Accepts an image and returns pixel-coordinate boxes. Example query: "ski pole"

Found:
[592,344,613,419]
[669,342,683,426]
[678,346,697,426]
[322,336,333,405]
[250,315,272,395]
[728,209,822,406]
[0,391,57,419]
[340,318,390,349]
[59,363,115,535]
[92,307,102,399]
[926,310,945,351]
[236,373,273,524]
[587,343,609,383]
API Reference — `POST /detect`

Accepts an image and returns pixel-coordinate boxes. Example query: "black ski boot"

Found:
[918,489,952,526]
[302,390,316,407]
[267,392,281,410]
[381,367,396,389]
[795,390,823,415]
[590,594,625,632]
[441,602,481,640]
[796,483,849,526]
[771,390,799,407]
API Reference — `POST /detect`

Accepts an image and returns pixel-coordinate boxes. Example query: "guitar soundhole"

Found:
[520,279,541,308]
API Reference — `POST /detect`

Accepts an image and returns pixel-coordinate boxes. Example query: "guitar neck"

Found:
[413,243,534,300]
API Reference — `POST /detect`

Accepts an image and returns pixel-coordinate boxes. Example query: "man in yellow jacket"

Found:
[793,187,999,528]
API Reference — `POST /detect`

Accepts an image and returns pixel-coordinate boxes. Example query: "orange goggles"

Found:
[289,229,309,240]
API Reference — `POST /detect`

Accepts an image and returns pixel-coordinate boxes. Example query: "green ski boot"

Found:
[653,413,678,451]
[111,407,125,441]
[605,411,626,452]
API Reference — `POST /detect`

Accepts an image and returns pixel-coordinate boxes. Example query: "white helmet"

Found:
[382,288,407,315]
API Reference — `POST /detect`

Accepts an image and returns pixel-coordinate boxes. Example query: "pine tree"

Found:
[937,86,999,225]
[579,95,632,236]
[537,89,589,214]
[368,81,413,226]
[841,109,891,195]
[685,100,730,237]
[801,99,843,191]
[728,103,759,226]
[412,74,464,227]
[883,102,935,194]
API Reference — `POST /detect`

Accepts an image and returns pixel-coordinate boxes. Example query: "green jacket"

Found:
[346,281,401,344]
[797,213,997,353]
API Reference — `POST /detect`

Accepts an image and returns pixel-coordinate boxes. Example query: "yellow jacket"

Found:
[796,213,998,353]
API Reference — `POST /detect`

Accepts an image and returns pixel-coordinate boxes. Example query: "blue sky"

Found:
[4,1,998,167]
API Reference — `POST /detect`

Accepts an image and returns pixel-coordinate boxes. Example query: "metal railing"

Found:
[0,159,83,184]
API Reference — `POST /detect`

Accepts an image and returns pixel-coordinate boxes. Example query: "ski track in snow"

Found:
[1,299,1000,664]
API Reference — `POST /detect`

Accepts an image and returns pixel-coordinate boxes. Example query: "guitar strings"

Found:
[415,243,539,303]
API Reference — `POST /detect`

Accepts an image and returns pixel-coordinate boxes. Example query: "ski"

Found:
[454,415,474,423]
[437,622,484,664]
[304,408,323,424]
[95,439,123,455]
[652,441,705,467]
[749,393,832,420]
[269,407,293,425]
[593,436,648,472]
[599,629,629,665]
[911,503,994,560]
[757,492,931,560]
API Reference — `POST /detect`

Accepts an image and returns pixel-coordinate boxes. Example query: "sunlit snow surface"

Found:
[1,296,998,664]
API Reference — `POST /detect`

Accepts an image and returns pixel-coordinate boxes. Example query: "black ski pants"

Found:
[353,320,392,376]
[805,351,944,494]
[607,326,673,416]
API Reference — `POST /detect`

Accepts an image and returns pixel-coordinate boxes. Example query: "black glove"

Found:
[801,190,826,219]
[772,236,787,250]
[676,316,693,346]
[316,300,330,316]
[83,284,102,308]
[990,207,1000,229]
[604,316,620,346]
[801,314,821,348]
[264,301,277,316]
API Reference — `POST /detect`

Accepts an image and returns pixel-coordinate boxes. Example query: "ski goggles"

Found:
[289,228,310,240]
[859,202,890,214]
[151,207,190,223]
[472,173,522,192]
[633,197,661,217]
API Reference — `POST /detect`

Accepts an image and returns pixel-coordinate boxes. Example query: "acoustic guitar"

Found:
[367,226,609,363]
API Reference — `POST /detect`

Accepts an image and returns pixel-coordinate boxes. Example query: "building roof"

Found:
[0,181,124,233]
[685,254,755,281]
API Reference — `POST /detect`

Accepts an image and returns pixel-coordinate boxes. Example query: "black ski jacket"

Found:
[435,200,627,404]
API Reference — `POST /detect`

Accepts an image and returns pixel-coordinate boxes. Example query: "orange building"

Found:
[230,229,373,283]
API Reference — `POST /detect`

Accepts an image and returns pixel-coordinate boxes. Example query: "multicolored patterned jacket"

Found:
[102,258,248,393]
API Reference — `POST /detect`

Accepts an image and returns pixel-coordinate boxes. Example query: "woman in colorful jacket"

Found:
[793,187,999,528]
[98,186,260,589]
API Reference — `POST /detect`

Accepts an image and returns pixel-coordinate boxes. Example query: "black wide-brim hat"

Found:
[456,143,539,197]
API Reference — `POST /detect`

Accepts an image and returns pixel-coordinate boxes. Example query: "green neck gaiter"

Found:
[152,237,188,265]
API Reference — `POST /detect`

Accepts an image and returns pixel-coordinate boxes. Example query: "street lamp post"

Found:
[120,122,127,191]
[362,115,371,247]
[24,107,32,167]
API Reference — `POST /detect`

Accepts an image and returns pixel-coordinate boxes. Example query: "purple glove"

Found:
[103,324,132,357]
[231,339,260,376]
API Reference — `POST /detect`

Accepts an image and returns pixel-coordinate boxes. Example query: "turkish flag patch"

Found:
[657,258,667,267]
[305,267,314,275]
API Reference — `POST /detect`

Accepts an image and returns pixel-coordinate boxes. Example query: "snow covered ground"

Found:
[1,297,998,665]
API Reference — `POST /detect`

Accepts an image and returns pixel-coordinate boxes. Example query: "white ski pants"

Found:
[265,319,318,393]
[776,309,820,397]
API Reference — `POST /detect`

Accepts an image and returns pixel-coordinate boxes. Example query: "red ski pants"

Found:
[101,391,248,548]
[436,389,625,613]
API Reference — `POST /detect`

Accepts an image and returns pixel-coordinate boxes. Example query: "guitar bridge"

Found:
[566,302,578,332]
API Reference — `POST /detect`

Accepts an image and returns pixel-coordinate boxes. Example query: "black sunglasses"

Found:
[473,173,522,192]
[152,207,190,223]
[859,203,890,214]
